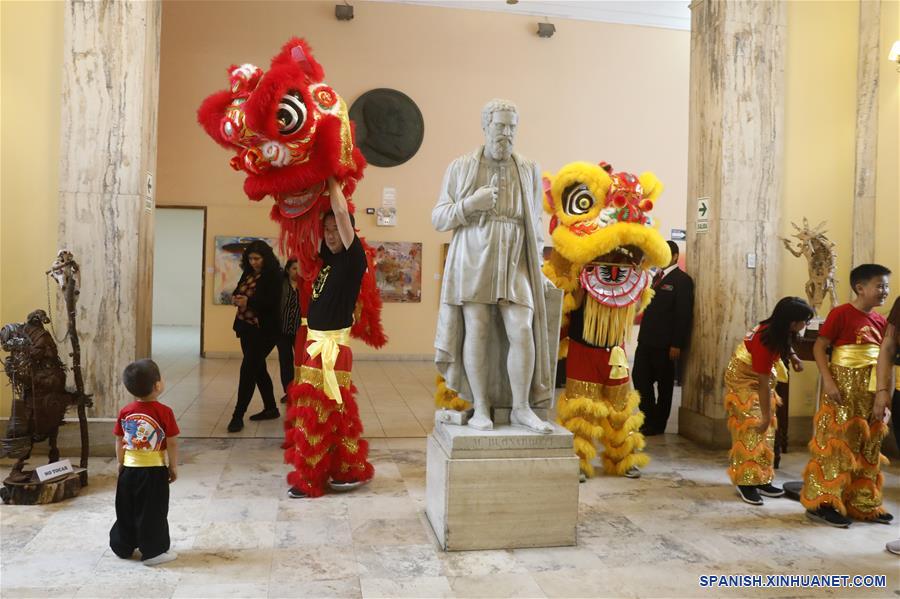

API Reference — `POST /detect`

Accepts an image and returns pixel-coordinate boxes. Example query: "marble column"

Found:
[58,0,161,418]
[851,0,880,270]
[680,0,786,447]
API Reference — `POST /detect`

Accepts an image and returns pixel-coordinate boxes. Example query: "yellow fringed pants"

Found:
[556,340,649,477]
[800,361,888,520]
[723,355,779,486]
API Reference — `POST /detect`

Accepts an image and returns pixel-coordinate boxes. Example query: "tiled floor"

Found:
[152,326,436,439]
[1,435,897,598]
[3,326,895,597]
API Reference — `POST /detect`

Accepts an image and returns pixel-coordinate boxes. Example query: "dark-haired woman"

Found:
[724,297,813,505]
[229,240,282,432]
[277,258,302,404]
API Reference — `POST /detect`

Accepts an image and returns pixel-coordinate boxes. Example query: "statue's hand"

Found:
[464,176,498,214]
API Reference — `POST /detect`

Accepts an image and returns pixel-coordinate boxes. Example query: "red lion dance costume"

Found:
[198,38,386,496]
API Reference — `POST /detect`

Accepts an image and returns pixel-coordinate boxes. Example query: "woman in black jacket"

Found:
[229,240,282,432]
[277,258,302,403]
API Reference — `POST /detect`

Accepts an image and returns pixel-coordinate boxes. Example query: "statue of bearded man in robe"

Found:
[432,99,563,434]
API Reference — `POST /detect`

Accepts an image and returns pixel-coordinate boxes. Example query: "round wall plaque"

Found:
[349,88,424,168]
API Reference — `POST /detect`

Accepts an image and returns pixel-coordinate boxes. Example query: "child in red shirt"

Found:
[724,297,811,506]
[109,359,179,565]
[802,263,892,528]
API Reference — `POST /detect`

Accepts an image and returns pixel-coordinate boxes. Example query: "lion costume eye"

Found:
[276,91,307,135]
[563,183,595,216]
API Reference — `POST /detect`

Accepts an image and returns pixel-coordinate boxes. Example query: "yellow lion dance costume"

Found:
[543,162,670,478]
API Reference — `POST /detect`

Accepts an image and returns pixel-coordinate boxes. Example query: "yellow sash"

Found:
[831,344,879,392]
[734,343,789,383]
[305,323,351,404]
[123,449,166,467]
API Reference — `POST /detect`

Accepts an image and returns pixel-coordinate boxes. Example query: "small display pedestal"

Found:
[425,420,579,551]
[1,468,87,505]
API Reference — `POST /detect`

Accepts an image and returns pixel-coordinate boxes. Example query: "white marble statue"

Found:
[433,99,562,434]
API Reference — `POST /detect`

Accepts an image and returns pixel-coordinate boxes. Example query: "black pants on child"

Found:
[234,331,278,418]
[633,344,675,435]
[109,466,170,561]
[276,333,296,395]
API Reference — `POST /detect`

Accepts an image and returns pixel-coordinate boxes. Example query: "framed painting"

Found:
[372,241,422,303]
[212,236,282,305]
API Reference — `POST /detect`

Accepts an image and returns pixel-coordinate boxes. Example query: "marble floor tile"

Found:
[164,549,275,585]
[359,575,454,598]
[448,573,547,598]
[275,515,353,547]
[172,582,270,598]
[193,521,276,551]
[269,545,360,582]
[204,496,280,523]
[352,516,432,546]
[268,577,362,599]
[355,543,443,578]
[439,549,528,577]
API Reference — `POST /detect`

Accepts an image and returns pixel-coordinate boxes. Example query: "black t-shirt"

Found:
[307,236,367,331]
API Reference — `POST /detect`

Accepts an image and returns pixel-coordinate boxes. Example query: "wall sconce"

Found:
[335,2,354,21]
[889,40,900,70]
[537,22,556,38]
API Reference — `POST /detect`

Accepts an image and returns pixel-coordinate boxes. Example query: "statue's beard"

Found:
[487,138,513,161]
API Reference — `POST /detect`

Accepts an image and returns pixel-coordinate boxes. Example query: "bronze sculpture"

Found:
[781,219,838,317]
[0,251,90,503]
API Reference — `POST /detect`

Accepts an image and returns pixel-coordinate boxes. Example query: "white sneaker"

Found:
[143,551,178,566]
[886,539,900,556]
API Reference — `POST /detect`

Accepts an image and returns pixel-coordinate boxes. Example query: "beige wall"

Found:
[780,0,900,418]
[0,1,65,413]
[157,0,691,357]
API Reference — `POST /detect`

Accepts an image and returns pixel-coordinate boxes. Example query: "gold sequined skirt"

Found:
[800,363,888,519]
[723,355,780,486]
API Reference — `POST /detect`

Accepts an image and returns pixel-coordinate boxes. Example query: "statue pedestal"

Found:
[425,421,578,551]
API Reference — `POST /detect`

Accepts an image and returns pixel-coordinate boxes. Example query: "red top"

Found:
[819,303,886,347]
[743,324,780,375]
[113,400,179,451]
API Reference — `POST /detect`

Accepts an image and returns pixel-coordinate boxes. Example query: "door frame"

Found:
[153,205,208,357]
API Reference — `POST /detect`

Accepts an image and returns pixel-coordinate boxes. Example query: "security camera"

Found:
[335,3,354,21]
[537,22,556,38]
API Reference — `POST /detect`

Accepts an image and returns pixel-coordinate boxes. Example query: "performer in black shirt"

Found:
[284,177,374,498]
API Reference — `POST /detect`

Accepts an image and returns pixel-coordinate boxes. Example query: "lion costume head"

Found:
[543,162,671,352]
[197,38,385,347]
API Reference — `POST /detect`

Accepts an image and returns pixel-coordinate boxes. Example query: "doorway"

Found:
[152,206,207,361]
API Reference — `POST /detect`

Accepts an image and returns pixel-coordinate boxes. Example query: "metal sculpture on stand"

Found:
[0,251,91,504]
[781,219,838,317]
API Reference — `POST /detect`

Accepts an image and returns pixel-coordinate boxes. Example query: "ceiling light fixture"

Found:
[889,40,900,71]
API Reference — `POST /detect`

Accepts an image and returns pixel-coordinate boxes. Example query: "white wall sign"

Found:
[36,459,74,482]
[697,197,710,221]
[382,187,397,208]
[671,229,686,240]
[696,222,709,233]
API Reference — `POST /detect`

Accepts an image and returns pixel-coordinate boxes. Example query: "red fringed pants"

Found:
[283,338,373,497]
